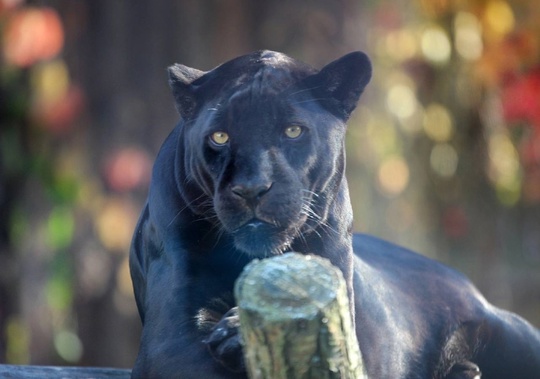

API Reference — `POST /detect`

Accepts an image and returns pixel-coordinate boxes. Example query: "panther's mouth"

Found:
[233,218,276,232]
[231,218,292,258]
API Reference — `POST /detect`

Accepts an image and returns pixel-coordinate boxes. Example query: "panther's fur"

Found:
[130,51,540,378]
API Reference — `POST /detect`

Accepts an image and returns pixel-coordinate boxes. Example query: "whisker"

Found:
[301,189,320,198]
[286,85,323,97]
[305,223,323,240]
[299,190,341,239]
[290,98,331,106]
[209,227,226,250]
[167,193,208,228]
[294,225,308,248]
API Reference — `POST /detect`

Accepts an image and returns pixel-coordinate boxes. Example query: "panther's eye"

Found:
[210,131,229,146]
[284,125,303,139]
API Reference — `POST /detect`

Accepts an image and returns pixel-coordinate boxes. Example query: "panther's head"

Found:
[168,51,371,257]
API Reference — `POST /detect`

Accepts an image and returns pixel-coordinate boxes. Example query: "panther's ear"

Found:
[305,52,372,119]
[168,64,206,118]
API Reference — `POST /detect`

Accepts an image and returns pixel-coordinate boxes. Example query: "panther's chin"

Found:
[232,221,292,258]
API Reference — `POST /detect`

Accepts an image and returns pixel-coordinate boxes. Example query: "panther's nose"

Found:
[231,182,272,201]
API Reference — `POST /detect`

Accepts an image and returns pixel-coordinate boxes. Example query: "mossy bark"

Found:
[234,253,367,379]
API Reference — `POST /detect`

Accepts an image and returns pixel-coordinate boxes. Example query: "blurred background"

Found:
[1,0,539,369]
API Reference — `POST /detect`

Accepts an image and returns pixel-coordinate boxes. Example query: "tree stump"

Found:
[234,253,367,379]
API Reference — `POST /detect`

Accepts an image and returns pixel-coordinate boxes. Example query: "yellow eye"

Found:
[210,131,229,145]
[284,125,303,139]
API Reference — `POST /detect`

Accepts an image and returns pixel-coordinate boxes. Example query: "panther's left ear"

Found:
[168,64,206,119]
[305,52,372,119]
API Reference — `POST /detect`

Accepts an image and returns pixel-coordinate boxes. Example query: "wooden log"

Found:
[234,253,367,379]
[0,364,131,379]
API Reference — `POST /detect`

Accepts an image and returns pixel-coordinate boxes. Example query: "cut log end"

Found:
[235,253,344,320]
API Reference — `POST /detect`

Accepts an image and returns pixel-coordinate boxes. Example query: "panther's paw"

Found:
[203,307,245,373]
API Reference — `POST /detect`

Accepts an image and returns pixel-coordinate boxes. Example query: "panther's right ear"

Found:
[168,64,206,118]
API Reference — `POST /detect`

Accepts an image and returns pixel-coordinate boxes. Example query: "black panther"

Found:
[130,50,540,378]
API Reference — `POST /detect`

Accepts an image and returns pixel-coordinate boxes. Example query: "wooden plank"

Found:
[0,365,131,379]
[235,253,368,379]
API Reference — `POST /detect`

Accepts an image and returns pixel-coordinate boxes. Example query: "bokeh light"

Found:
[386,84,417,120]
[364,113,399,161]
[5,317,29,364]
[488,132,522,205]
[95,198,138,252]
[27,55,85,134]
[483,0,515,39]
[377,156,410,196]
[430,143,459,178]
[46,206,74,250]
[423,103,454,142]
[421,25,451,64]
[2,7,64,67]
[454,12,483,61]
[31,60,70,105]
[384,29,418,62]
[104,148,152,193]
[53,330,83,363]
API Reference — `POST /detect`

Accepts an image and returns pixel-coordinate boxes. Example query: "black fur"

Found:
[130,50,540,378]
